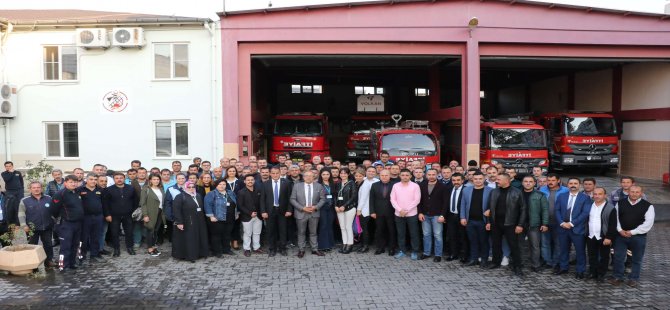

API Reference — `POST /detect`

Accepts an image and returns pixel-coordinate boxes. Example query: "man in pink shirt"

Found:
[390,169,422,260]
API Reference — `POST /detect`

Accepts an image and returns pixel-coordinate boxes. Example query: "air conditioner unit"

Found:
[112,27,145,48]
[0,84,18,118]
[75,28,110,49]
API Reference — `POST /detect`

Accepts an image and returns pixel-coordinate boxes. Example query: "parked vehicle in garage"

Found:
[480,119,549,174]
[269,113,330,163]
[537,112,619,171]
[346,115,392,162]
[370,114,440,164]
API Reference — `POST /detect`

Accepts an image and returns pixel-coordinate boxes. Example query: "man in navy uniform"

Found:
[2,161,24,225]
[18,181,56,268]
[79,173,105,263]
[51,175,85,272]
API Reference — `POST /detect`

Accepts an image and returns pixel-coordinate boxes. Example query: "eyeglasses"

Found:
[187,186,195,188]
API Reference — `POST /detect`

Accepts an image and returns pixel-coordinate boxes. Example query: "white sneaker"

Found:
[501,256,509,266]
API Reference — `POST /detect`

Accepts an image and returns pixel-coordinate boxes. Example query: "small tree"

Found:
[25,160,54,190]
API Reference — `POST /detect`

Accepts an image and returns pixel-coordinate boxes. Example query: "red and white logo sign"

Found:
[102,90,129,112]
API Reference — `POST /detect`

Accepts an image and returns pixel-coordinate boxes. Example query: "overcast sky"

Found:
[3,0,669,20]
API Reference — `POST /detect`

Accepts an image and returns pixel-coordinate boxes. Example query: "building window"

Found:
[154,43,189,79]
[414,88,430,97]
[43,46,78,81]
[291,84,323,94]
[44,122,79,158]
[155,120,189,157]
[355,86,384,95]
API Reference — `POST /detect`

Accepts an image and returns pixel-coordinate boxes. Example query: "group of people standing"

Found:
[0,154,656,287]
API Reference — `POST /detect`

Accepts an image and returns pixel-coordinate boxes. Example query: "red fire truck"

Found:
[346,115,392,162]
[480,120,549,174]
[536,112,619,171]
[269,113,329,163]
[370,115,440,164]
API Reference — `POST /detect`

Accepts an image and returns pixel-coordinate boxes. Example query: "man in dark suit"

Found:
[444,173,469,263]
[418,169,449,262]
[260,166,292,257]
[554,177,592,279]
[289,171,326,258]
[370,170,398,256]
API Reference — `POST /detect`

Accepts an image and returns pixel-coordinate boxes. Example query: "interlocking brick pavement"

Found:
[1,220,669,309]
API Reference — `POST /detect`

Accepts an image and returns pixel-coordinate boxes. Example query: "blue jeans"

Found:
[542,224,560,266]
[133,221,144,246]
[466,220,489,262]
[396,215,420,253]
[421,216,443,256]
[613,234,647,281]
[99,221,108,251]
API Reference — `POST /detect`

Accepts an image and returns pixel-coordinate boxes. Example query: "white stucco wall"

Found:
[1,25,220,171]
[574,68,612,112]
[622,62,670,111]
[622,121,670,142]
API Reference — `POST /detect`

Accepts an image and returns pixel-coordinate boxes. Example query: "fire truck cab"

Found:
[346,115,392,162]
[370,115,440,164]
[269,113,329,163]
[480,120,549,174]
[537,112,619,170]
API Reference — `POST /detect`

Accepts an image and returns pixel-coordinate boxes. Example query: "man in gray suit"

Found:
[290,171,326,258]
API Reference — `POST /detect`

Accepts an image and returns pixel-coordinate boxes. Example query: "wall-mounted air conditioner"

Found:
[112,27,145,48]
[76,28,110,49]
[0,84,18,118]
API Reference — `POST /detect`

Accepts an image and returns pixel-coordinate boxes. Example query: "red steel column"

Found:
[462,37,480,164]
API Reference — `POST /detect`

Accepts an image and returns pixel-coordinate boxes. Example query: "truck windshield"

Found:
[352,120,392,133]
[565,117,617,136]
[274,119,322,136]
[490,128,546,149]
[381,134,437,156]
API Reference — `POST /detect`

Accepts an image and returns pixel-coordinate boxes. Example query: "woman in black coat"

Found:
[172,181,209,262]
[224,166,244,250]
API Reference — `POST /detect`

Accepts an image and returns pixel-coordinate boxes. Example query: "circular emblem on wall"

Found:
[102,90,129,112]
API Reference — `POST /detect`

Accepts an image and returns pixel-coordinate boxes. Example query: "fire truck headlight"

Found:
[491,160,498,165]
[563,157,574,164]
[610,157,619,163]
[348,152,357,157]
[539,160,546,165]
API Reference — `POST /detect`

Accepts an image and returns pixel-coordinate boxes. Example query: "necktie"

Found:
[273,181,279,207]
[566,195,575,222]
[307,184,312,206]
[451,188,458,214]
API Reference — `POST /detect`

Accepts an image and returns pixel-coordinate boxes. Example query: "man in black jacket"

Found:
[18,181,56,268]
[103,172,138,257]
[79,173,105,262]
[418,169,449,262]
[2,161,24,225]
[51,175,85,272]
[238,175,264,257]
[370,170,398,256]
[260,167,291,256]
[445,173,468,263]
[487,173,527,276]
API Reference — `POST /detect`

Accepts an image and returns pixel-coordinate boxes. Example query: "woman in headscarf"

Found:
[204,179,238,257]
[171,180,209,262]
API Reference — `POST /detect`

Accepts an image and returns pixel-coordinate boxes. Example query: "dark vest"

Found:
[617,199,651,233]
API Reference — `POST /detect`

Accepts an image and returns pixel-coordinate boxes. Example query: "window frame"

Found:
[355,86,384,95]
[41,45,79,82]
[153,120,191,159]
[43,122,79,159]
[152,42,190,81]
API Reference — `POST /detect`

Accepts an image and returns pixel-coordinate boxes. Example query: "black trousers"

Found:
[586,236,611,277]
[145,210,163,249]
[375,214,397,250]
[110,215,134,250]
[395,215,420,253]
[359,216,371,246]
[266,208,288,251]
[29,229,54,261]
[491,222,522,268]
[446,212,469,259]
[208,220,234,255]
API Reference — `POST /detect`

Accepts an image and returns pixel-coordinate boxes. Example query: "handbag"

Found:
[132,207,143,221]
[352,215,363,242]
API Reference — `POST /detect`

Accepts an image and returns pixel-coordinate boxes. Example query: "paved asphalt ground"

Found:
[0,173,668,309]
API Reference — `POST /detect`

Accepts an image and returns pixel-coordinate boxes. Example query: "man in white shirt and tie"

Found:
[444,173,468,262]
[260,167,292,257]
[555,178,591,279]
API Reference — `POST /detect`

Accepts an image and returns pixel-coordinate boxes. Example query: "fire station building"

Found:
[219,0,670,181]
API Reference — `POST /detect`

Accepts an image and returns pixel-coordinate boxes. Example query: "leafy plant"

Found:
[0,223,34,246]
[25,160,54,190]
